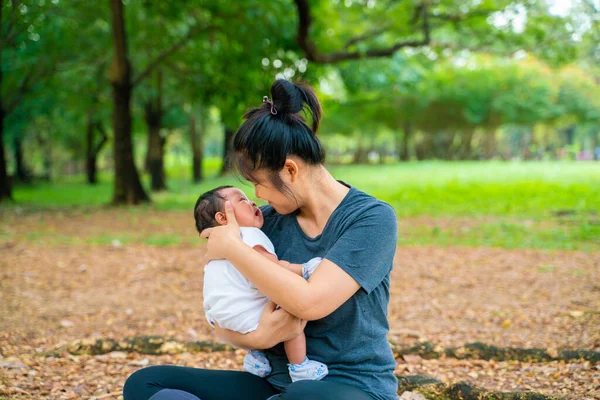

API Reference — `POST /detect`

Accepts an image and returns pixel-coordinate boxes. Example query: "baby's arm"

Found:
[253,246,303,276]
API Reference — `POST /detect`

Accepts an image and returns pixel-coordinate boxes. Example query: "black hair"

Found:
[193,185,233,233]
[233,79,325,194]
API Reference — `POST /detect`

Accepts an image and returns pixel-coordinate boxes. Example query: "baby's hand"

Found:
[277,260,304,277]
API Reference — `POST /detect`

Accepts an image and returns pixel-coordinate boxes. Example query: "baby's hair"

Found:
[193,185,234,233]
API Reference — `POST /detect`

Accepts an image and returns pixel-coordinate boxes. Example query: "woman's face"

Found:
[249,168,299,215]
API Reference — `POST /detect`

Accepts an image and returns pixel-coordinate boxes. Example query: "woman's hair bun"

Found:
[271,79,303,115]
[270,79,322,133]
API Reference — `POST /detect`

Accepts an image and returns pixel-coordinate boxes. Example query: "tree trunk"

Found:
[144,71,166,191]
[13,137,29,182]
[34,133,51,181]
[190,115,203,182]
[564,124,575,146]
[445,132,457,160]
[0,108,11,201]
[353,144,369,164]
[144,105,166,191]
[460,129,474,160]
[485,130,496,160]
[86,121,107,185]
[522,130,532,160]
[0,5,11,201]
[399,122,412,161]
[85,93,108,185]
[592,131,599,161]
[432,132,454,160]
[86,63,107,184]
[86,125,98,185]
[109,0,149,204]
[220,126,234,175]
[415,133,433,160]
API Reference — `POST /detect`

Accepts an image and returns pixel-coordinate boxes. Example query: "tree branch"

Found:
[343,27,389,50]
[295,0,431,63]
[93,122,108,156]
[429,41,505,55]
[429,8,498,22]
[5,68,37,115]
[132,27,198,87]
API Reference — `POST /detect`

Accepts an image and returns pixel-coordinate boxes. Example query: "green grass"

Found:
[330,161,600,218]
[397,219,600,251]
[4,160,600,250]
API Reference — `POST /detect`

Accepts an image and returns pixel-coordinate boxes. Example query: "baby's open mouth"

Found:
[254,209,261,216]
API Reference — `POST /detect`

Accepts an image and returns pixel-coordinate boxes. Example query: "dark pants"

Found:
[123,366,376,400]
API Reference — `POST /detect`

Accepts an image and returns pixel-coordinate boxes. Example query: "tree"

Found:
[1,0,60,199]
[1,0,93,196]
[324,53,600,160]
[109,0,149,204]
[189,112,203,182]
[108,0,206,203]
[293,0,580,65]
[162,1,294,176]
[142,70,167,191]
[85,63,109,184]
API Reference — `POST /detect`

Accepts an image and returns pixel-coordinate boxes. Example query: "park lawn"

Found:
[5,161,600,251]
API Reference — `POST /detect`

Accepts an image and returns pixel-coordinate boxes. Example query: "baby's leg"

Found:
[284,332,307,365]
[285,332,328,382]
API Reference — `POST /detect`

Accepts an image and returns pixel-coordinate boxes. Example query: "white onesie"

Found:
[203,227,276,334]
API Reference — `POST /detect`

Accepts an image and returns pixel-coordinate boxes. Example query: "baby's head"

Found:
[194,186,264,234]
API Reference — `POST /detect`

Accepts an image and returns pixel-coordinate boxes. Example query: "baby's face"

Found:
[220,187,264,228]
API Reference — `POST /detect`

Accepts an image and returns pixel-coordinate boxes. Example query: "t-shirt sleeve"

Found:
[324,203,398,294]
[240,227,276,255]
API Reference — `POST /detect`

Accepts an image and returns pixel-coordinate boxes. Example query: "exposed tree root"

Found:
[39,336,234,357]
[392,341,600,364]
[41,336,599,366]
[397,374,559,399]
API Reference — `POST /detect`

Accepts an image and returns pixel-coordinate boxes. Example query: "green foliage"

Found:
[323,54,600,140]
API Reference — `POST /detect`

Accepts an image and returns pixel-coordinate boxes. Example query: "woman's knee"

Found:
[148,389,201,400]
[123,366,164,400]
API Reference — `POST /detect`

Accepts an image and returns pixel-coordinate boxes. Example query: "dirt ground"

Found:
[1,210,599,399]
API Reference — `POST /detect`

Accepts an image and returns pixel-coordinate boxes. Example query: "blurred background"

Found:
[1,0,599,203]
[1,1,599,399]
[2,0,599,248]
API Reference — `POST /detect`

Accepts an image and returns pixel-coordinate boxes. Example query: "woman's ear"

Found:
[283,159,299,183]
[215,211,228,225]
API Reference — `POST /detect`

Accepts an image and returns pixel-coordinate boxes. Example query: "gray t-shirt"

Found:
[261,183,398,400]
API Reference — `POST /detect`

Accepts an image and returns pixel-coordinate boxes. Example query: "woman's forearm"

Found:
[214,304,306,349]
[227,242,313,318]
[214,324,265,350]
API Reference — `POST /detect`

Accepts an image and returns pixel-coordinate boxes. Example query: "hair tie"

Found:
[263,96,278,115]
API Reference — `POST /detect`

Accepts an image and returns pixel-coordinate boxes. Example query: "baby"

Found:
[194,185,328,382]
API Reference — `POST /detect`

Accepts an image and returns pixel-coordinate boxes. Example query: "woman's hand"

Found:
[214,302,306,350]
[200,201,242,263]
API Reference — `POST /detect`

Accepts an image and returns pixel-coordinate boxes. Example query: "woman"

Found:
[123,79,399,400]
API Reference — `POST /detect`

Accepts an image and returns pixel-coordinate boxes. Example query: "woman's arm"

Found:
[201,202,361,321]
[213,302,307,349]
[253,246,303,276]
[227,245,360,321]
